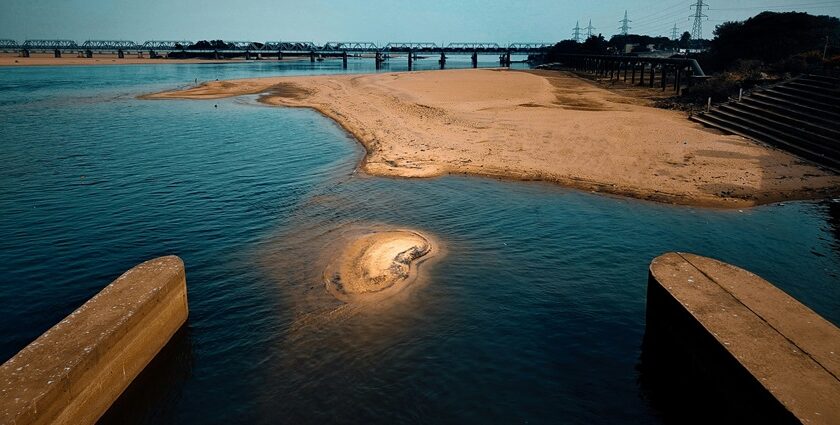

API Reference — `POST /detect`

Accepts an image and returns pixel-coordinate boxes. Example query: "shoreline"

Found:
[144,69,840,208]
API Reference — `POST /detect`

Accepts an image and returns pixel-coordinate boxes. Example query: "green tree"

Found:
[679,32,691,49]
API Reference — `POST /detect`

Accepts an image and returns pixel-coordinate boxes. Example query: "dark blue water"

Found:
[0,60,838,424]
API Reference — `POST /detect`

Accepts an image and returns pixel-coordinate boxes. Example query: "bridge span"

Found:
[2,38,554,68]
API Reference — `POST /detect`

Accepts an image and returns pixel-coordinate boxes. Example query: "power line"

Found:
[691,0,709,40]
[619,10,632,36]
[631,0,690,26]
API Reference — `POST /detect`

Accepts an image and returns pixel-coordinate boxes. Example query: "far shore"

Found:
[144,68,840,208]
[0,53,306,67]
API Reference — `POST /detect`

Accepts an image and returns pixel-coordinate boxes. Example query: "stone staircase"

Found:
[690,74,840,172]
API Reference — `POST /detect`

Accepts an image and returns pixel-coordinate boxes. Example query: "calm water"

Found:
[0,59,838,424]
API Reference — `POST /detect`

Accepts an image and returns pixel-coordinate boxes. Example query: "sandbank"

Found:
[323,229,436,302]
[145,68,840,207]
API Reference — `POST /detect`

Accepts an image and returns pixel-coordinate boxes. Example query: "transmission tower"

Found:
[619,11,631,36]
[671,23,679,40]
[690,0,709,41]
[585,19,596,38]
[572,21,582,43]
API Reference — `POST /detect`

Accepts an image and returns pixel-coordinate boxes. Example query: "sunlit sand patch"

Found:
[323,228,438,303]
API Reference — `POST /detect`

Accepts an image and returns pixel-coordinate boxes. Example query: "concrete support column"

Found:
[85,50,92,58]
[342,51,348,68]
[375,51,382,70]
[675,66,682,93]
[407,49,413,70]
[310,51,315,62]
[439,51,446,69]
[245,51,251,61]
[471,51,478,68]
[277,51,283,60]
[638,63,645,86]
[649,63,655,87]
[117,49,124,59]
[54,49,61,58]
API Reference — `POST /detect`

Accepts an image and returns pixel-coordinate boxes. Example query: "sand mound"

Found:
[324,230,435,302]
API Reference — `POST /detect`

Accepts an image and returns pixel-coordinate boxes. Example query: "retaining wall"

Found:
[0,256,188,425]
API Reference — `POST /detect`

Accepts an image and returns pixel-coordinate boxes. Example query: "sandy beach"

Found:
[146,68,840,207]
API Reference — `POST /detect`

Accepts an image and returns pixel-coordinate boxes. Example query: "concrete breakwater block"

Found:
[645,252,840,424]
[0,256,188,425]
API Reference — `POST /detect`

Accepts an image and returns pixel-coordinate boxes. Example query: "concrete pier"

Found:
[0,256,189,425]
[646,252,840,424]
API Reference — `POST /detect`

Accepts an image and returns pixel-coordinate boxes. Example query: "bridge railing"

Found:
[262,41,316,52]
[81,40,140,51]
[140,40,193,50]
[2,38,556,55]
[0,39,19,51]
[321,42,378,52]
[22,39,79,51]
[384,42,438,52]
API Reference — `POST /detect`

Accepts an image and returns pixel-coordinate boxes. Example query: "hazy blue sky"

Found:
[1,0,838,43]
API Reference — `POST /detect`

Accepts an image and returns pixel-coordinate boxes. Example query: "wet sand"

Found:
[146,68,840,208]
[323,229,437,303]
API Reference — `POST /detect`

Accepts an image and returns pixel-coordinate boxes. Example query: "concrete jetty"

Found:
[646,252,840,424]
[0,256,188,425]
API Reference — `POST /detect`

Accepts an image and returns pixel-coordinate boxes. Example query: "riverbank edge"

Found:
[141,71,840,209]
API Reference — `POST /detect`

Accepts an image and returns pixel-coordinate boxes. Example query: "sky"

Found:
[1,0,838,44]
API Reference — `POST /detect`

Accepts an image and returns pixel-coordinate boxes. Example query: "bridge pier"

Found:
[84,49,93,58]
[471,52,478,68]
[310,51,315,62]
[439,51,446,69]
[407,49,412,70]
[661,65,668,91]
[674,66,682,93]
[118,49,124,59]
[504,52,512,67]
[54,49,61,58]
[277,51,283,60]
[375,51,382,70]
[245,51,251,61]
[649,63,655,87]
[342,51,348,68]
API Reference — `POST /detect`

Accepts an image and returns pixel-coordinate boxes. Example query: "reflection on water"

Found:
[0,63,838,424]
